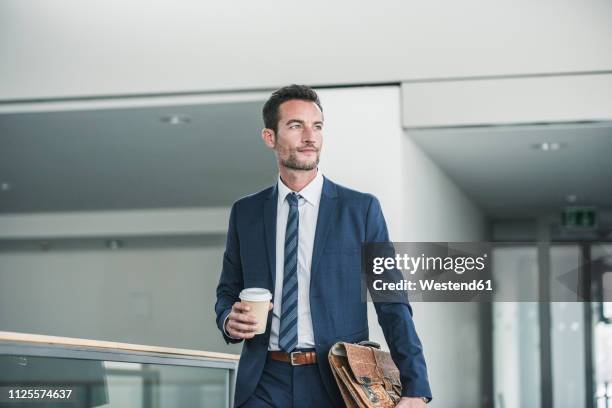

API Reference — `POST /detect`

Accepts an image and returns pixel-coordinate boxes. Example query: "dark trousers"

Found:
[239,353,336,408]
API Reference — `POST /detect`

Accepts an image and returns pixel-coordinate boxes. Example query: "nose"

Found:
[302,125,316,142]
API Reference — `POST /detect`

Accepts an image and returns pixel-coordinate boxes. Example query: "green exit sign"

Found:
[561,207,597,229]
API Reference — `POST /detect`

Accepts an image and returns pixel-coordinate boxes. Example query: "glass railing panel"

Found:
[0,332,238,408]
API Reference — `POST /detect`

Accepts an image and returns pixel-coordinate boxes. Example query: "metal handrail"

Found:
[0,331,239,407]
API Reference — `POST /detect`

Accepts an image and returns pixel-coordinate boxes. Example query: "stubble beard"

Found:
[280,150,320,171]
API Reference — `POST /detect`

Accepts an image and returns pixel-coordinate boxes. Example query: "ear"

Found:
[261,128,276,149]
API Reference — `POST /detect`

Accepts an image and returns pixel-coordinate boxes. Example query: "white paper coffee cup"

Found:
[239,288,272,334]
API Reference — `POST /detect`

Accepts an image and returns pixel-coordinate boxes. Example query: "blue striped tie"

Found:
[279,192,300,352]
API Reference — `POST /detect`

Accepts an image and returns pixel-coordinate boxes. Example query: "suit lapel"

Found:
[263,184,278,292]
[311,177,339,281]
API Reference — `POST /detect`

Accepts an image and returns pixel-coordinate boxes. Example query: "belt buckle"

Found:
[289,351,302,366]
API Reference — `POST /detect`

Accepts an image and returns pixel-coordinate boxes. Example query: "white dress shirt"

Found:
[268,170,323,351]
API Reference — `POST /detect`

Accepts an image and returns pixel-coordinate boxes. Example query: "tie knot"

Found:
[286,192,300,207]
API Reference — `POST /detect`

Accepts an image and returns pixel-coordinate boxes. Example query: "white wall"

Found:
[0,246,242,354]
[0,207,240,356]
[319,86,486,407]
[1,0,611,100]
[402,129,487,408]
[0,208,229,239]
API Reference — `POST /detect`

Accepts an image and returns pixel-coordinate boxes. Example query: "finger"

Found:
[229,310,258,324]
[228,323,257,339]
[229,329,256,340]
[229,320,258,333]
[268,302,274,311]
[227,325,244,338]
[233,302,251,313]
[228,311,257,326]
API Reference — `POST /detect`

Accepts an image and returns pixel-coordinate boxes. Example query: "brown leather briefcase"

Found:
[328,341,402,408]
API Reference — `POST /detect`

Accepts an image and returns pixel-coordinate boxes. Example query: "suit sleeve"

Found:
[365,196,433,400]
[215,202,244,344]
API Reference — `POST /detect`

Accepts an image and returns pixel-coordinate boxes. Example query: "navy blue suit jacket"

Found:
[215,176,432,406]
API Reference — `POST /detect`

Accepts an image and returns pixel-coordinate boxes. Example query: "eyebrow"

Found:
[285,119,324,126]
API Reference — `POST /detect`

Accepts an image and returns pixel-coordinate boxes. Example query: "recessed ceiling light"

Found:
[531,142,566,151]
[106,240,123,250]
[566,194,578,203]
[0,182,11,192]
[160,114,191,125]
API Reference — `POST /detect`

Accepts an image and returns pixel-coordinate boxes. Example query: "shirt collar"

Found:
[277,169,324,207]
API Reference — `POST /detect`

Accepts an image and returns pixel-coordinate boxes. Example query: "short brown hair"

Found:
[262,84,323,133]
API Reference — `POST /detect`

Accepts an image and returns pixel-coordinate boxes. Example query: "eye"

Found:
[289,124,301,129]
[314,124,323,130]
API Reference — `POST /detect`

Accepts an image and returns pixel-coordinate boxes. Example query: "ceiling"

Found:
[3,0,611,100]
[410,123,612,219]
[1,101,610,220]
[0,101,277,213]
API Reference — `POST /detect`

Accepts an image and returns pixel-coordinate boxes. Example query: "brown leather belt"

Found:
[269,350,317,365]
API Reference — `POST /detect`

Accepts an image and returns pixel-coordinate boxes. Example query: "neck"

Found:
[279,167,318,192]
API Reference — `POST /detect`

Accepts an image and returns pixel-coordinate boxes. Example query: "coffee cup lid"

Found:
[239,288,272,302]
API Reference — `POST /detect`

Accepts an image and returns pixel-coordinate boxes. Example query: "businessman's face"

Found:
[263,99,323,171]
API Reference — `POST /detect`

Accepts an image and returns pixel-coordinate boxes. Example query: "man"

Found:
[215,85,432,407]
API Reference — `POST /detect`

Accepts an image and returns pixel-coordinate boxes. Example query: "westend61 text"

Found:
[372,279,493,292]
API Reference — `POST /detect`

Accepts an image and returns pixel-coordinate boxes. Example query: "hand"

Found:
[224,301,273,339]
[396,397,426,407]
